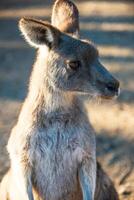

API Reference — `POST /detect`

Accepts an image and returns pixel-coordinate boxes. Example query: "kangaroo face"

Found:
[47,36,119,98]
[19,18,119,99]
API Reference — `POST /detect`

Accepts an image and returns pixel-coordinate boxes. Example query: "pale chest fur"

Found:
[7,106,96,200]
[28,120,96,200]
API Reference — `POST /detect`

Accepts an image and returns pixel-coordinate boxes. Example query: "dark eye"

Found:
[67,61,81,71]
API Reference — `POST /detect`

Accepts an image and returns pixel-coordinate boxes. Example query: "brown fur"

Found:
[95,162,119,200]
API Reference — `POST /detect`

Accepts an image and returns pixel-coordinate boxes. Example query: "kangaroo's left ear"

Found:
[19,18,60,48]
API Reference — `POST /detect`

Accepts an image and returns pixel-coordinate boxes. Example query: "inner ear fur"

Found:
[19,17,61,48]
[51,0,80,37]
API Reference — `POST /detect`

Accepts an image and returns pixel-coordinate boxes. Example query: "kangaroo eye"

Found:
[67,61,81,71]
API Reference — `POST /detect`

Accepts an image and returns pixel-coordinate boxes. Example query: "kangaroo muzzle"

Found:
[91,59,120,98]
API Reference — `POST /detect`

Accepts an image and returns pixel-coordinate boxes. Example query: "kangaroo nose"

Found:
[106,80,120,93]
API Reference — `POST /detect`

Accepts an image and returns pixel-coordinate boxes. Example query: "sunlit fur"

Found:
[0,0,119,200]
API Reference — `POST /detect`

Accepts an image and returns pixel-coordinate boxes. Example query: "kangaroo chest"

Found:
[30,121,95,200]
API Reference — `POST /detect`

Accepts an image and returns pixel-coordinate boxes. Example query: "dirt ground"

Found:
[0,0,134,199]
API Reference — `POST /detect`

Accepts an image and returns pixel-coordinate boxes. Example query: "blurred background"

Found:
[0,0,134,199]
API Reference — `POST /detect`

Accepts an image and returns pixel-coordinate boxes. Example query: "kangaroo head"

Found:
[19,0,119,99]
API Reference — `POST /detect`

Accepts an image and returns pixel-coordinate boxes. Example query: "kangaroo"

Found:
[0,0,119,200]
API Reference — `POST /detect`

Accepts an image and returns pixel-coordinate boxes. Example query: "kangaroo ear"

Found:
[19,18,60,48]
[51,0,79,37]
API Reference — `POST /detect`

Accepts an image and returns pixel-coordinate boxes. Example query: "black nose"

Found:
[106,80,119,92]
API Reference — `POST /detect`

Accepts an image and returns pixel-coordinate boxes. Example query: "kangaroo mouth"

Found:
[100,94,118,100]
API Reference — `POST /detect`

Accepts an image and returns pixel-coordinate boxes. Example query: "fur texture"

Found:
[0,0,119,200]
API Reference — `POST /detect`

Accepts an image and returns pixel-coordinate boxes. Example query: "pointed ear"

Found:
[51,0,79,37]
[19,18,60,48]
